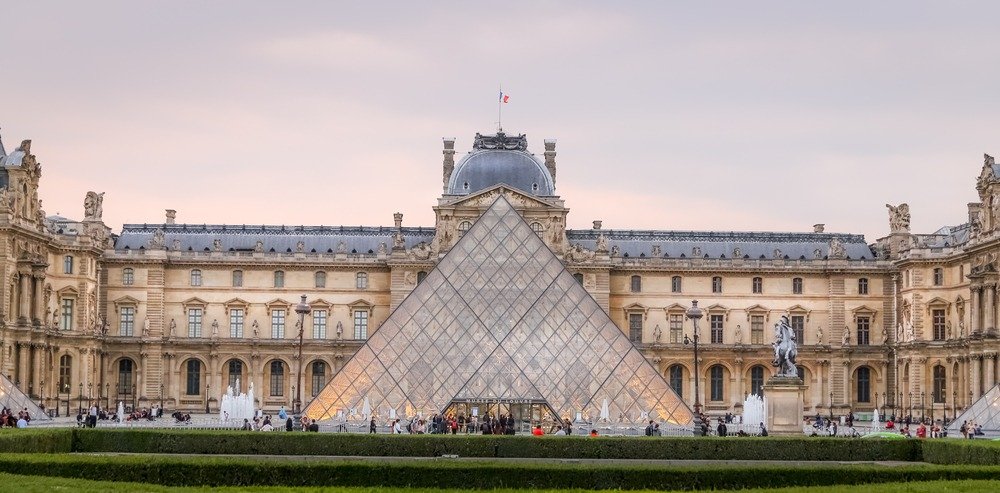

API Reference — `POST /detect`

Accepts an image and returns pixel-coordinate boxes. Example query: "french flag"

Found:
[499,92,509,103]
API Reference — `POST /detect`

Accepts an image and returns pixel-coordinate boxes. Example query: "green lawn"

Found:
[3,473,999,493]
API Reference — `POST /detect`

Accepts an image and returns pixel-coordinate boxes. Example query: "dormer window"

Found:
[463,182,470,191]
[532,183,539,192]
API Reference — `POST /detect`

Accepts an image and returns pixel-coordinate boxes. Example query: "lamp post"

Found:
[953,390,958,421]
[78,382,83,415]
[294,294,312,430]
[908,391,913,420]
[897,392,902,418]
[874,392,879,412]
[64,384,70,417]
[920,391,925,423]
[160,384,164,416]
[205,382,211,414]
[829,391,834,420]
[132,384,137,411]
[87,382,93,410]
[683,300,702,436]
[882,392,886,416]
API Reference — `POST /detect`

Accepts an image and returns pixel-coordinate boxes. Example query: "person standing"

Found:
[369,417,377,434]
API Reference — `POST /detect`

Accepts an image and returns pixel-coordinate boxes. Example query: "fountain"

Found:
[117,401,125,424]
[741,394,767,433]
[219,380,256,423]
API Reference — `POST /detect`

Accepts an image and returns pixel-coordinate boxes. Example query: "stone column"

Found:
[971,287,981,334]
[17,270,31,324]
[987,284,998,333]
[137,353,147,403]
[972,355,982,399]
[987,354,997,390]
[17,343,29,388]
[31,273,45,325]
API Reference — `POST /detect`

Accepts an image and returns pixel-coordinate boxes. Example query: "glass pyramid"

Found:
[305,195,693,426]
[948,383,1000,434]
[0,374,50,420]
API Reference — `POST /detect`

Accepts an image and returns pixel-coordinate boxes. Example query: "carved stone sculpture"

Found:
[149,229,165,249]
[211,319,219,338]
[842,326,851,346]
[168,319,176,338]
[595,234,608,253]
[254,240,264,252]
[829,238,846,259]
[296,241,305,253]
[771,316,798,377]
[337,241,347,254]
[377,242,387,255]
[885,203,911,233]
[816,326,823,345]
[83,191,104,221]
[734,324,742,344]
[653,324,661,343]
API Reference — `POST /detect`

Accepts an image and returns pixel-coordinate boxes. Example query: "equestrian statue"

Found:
[772,315,799,378]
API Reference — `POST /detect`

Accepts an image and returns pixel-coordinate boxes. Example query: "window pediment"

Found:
[623,302,648,320]
[112,296,140,311]
[851,304,878,322]
[181,297,208,308]
[925,297,950,315]
[663,303,687,313]
[745,304,770,322]
[786,304,811,322]
[56,286,79,297]
[265,299,291,310]
[704,303,730,321]
[310,298,333,309]
[224,298,250,314]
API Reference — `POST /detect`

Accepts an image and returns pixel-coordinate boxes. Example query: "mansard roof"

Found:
[114,224,436,253]
[566,229,875,260]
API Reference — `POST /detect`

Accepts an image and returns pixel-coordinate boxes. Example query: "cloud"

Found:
[254,30,424,70]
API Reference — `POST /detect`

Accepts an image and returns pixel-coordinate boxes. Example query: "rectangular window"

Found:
[710,314,724,344]
[230,308,244,338]
[752,277,763,294]
[932,309,946,341]
[856,316,870,346]
[669,314,683,344]
[751,315,764,344]
[354,310,369,339]
[273,271,284,288]
[792,278,803,294]
[712,277,723,293]
[64,256,74,274]
[858,278,869,295]
[187,308,203,337]
[671,276,682,293]
[316,271,327,288]
[313,310,327,339]
[122,268,134,286]
[190,269,202,286]
[630,276,641,293]
[61,298,74,331]
[791,315,805,344]
[119,306,135,337]
[271,309,286,339]
[232,270,243,287]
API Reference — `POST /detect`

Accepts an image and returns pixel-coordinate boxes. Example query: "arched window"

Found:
[417,271,427,284]
[709,365,725,401]
[671,276,682,293]
[227,359,243,391]
[573,273,584,284]
[630,275,642,293]
[315,271,327,288]
[118,359,135,395]
[311,361,327,397]
[122,268,134,286]
[933,365,946,403]
[269,360,285,397]
[858,278,869,295]
[58,355,72,391]
[232,270,243,287]
[712,276,723,293]
[63,255,74,274]
[355,272,368,289]
[530,222,544,236]
[273,271,284,288]
[750,365,765,396]
[792,277,803,294]
[190,269,202,286]
[458,221,472,238]
[668,365,683,395]
[855,366,871,403]
[185,359,201,396]
[752,277,763,294]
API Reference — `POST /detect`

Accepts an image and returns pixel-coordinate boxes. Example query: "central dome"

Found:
[446,132,554,196]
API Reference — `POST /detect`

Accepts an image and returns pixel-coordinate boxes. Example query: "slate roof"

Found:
[114,224,436,253]
[566,229,876,260]
[914,223,971,249]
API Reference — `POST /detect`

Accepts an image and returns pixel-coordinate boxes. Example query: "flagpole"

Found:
[498,84,502,132]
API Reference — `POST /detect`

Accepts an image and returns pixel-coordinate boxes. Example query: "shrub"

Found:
[72,430,922,461]
[922,440,1000,465]
[0,429,72,453]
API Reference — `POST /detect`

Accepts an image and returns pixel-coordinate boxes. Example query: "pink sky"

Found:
[3,2,999,242]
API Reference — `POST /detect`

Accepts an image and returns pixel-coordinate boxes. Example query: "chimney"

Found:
[166,209,177,225]
[544,139,557,187]
[593,220,602,230]
[393,212,403,229]
[813,224,825,233]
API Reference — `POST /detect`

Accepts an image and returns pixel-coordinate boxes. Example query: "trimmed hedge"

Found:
[71,429,923,461]
[0,429,72,453]
[0,453,995,489]
[922,439,1000,465]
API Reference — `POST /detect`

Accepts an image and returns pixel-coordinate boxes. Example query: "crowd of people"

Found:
[958,420,985,439]
[76,404,162,427]
[0,407,31,428]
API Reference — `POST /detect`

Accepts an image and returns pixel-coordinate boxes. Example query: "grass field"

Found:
[4,473,999,493]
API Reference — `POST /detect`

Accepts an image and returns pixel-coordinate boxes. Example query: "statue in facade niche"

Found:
[336,321,343,339]
[251,320,259,338]
[653,324,661,343]
[842,326,851,346]
[816,326,823,345]
[771,315,798,377]
[885,203,911,233]
[168,319,176,338]
[211,319,219,338]
[392,231,405,250]
[734,324,742,344]
[83,191,104,221]
[946,321,953,340]
[142,318,151,338]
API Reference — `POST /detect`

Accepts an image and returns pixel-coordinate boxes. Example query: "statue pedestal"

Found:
[764,376,805,435]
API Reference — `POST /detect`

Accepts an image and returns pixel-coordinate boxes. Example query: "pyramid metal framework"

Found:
[305,195,693,425]
[0,373,50,420]
[948,383,1000,434]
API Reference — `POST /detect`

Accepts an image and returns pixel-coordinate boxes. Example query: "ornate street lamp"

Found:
[40,380,45,414]
[920,391,925,423]
[160,384,164,416]
[205,383,211,414]
[953,390,958,421]
[87,383,93,410]
[132,384,137,410]
[829,391,834,419]
[908,391,913,420]
[78,382,83,415]
[293,294,312,430]
[63,384,70,417]
[105,383,109,410]
[683,300,702,436]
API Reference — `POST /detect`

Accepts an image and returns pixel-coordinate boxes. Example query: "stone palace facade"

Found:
[0,128,997,420]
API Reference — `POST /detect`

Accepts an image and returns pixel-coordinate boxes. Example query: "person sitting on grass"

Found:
[532,424,544,436]
[589,429,599,437]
